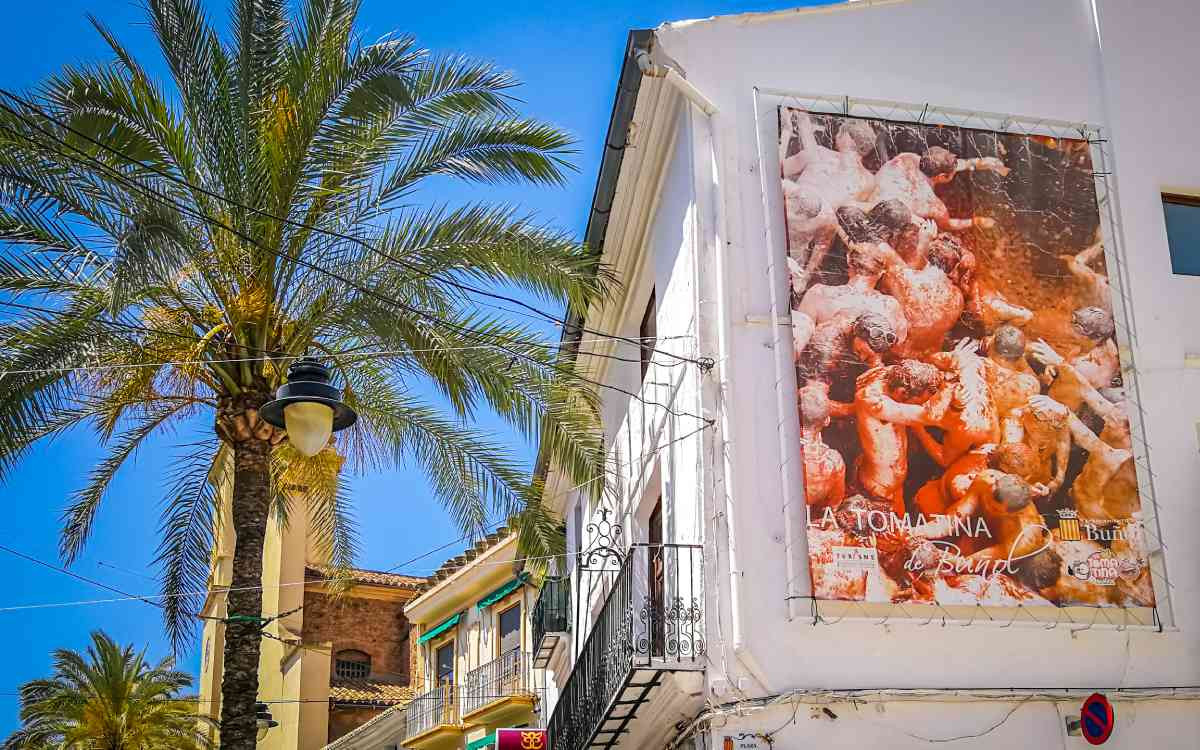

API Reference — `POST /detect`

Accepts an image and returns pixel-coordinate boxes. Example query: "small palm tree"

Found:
[0,1,607,747]
[4,630,210,749]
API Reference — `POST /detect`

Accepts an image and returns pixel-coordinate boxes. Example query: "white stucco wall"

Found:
[551,0,1200,747]
[643,0,1200,698]
[565,96,708,645]
[707,693,1200,750]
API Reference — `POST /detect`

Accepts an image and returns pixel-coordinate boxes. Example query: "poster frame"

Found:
[749,86,1172,630]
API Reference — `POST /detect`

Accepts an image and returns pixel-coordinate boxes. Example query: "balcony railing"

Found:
[547,544,703,750]
[404,683,458,740]
[532,576,570,668]
[461,649,536,718]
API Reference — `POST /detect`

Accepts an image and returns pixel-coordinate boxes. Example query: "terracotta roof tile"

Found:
[328,678,415,706]
[415,527,511,593]
[305,566,426,590]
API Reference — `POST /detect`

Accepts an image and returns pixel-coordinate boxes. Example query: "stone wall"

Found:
[302,589,413,683]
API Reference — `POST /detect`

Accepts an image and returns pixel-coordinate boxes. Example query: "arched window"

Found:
[334,649,371,680]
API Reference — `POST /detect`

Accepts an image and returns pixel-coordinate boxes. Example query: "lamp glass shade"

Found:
[284,401,334,456]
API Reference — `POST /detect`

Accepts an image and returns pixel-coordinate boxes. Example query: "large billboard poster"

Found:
[781,107,1155,608]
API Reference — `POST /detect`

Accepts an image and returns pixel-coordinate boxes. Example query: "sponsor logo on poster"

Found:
[1057,509,1082,542]
[833,546,879,570]
[1068,550,1142,586]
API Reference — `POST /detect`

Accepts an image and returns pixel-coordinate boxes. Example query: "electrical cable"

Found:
[0,524,684,612]
[0,298,282,359]
[0,94,699,374]
[96,559,158,582]
[0,114,711,419]
[0,542,219,623]
[0,85,720,732]
[669,688,1200,749]
[881,696,1033,744]
[0,689,550,704]
[0,86,700,365]
[11,687,1200,708]
[0,298,692,376]
[0,419,714,614]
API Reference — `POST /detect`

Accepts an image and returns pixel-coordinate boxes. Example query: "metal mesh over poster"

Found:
[751,89,1171,630]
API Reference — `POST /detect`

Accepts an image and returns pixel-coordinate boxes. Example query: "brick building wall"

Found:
[302,590,412,683]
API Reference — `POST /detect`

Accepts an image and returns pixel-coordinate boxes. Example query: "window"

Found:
[435,642,454,685]
[334,649,371,680]
[498,603,522,655]
[639,288,657,379]
[648,497,665,657]
[1164,193,1200,276]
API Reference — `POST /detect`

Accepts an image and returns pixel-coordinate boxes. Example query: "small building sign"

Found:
[497,728,547,750]
[723,734,766,750]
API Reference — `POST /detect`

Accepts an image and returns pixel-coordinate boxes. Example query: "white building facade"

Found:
[531,1,1200,748]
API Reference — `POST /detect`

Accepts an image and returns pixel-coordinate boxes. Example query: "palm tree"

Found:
[4,630,210,749]
[0,1,607,747]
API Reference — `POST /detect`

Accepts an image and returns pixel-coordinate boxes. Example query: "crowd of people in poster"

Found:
[781,107,1154,608]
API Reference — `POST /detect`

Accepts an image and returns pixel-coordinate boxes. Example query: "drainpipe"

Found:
[751,86,805,626]
[634,48,719,117]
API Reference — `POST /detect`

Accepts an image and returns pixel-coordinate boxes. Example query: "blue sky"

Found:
[0,0,829,731]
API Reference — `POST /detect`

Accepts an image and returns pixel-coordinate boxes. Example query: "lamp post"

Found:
[261,357,357,456]
[255,702,279,741]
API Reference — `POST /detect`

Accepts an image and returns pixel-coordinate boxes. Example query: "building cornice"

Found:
[404,535,519,625]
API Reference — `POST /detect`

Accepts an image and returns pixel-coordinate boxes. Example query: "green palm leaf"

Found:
[0,1,611,746]
[3,631,210,749]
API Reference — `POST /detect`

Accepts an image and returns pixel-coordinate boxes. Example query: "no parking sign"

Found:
[1081,693,1115,745]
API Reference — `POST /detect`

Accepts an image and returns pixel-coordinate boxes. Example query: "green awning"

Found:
[476,572,530,610]
[466,733,496,750]
[417,612,462,644]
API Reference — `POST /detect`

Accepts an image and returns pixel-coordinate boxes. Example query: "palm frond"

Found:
[60,399,196,565]
[155,440,228,652]
[377,117,575,206]
[1,0,609,666]
[4,631,209,749]
[270,442,358,573]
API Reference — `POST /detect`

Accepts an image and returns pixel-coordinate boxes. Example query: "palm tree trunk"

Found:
[218,436,272,750]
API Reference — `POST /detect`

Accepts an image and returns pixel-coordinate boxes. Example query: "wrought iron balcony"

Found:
[547,544,703,750]
[460,649,536,720]
[532,576,570,668]
[403,683,459,741]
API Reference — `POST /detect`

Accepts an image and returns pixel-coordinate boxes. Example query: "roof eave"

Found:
[532,28,654,489]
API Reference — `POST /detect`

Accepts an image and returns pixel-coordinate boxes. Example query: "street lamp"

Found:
[256,702,279,740]
[261,357,357,456]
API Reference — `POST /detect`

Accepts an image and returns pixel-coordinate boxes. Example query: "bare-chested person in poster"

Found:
[838,361,952,515]
[797,383,847,513]
[1001,394,1072,502]
[780,110,878,293]
[870,145,1009,232]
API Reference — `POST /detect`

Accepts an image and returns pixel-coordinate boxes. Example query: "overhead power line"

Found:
[0,300,691,376]
[0,86,697,365]
[0,418,714,615]
[0,108,711,419]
